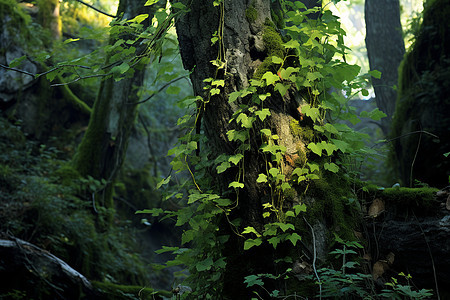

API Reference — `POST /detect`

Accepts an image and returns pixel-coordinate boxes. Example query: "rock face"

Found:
[364,187,450,297]
[390,0,450,188]
[0,237,98,299]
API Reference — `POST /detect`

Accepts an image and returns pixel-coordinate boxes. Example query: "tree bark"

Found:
[365,0,405,136]
[175,0,329,297]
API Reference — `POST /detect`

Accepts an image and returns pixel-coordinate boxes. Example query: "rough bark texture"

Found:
[175,0,326,297]
[365,0,405,136]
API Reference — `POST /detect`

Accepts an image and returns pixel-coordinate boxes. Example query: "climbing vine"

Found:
[138,0,386,298]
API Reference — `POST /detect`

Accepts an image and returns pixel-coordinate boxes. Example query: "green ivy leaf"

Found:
[275,83,289,97]
[269,167,279,177]
[278,223,294,232]
[256,173,268,183]
[210,88,220,95]
[255,108,271,121]
[145,0,158,5]
[307,142,322,156]
[260,128,271,136]
[196,256,214,271]
[229,181,244,189]
[287,233,301,246]
[242,226,261,237]
[268,236,281,249]
[217,161,231,173]
[308,163,320,173]
[262,72,279,86]
[321,141,338,156]
[244,238,262,250]
[228,91,241,103]
[282,39,300,49]
[272,56,284,64]
[135,208,164,216]
[293,203,307,215]
[229,154,244,165]
[324,162,339,173]
[369,69,382,79]
[156,175,171,189]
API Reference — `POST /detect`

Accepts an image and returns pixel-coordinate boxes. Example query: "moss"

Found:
[390,0,450,187]
[92,281,172,299]
[54,164,81,186]
[245,4,257,23]
[290,119,314,141]
[0,0,31,29]
[253,22,285,79]
[57,75,92,116]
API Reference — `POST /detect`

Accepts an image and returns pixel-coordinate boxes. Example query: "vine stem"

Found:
[303,216,322,299]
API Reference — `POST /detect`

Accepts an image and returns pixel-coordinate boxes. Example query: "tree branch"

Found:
[75,0,116,18]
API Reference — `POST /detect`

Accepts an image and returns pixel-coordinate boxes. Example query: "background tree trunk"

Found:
[365,0,405,136]
[72,0,155,208]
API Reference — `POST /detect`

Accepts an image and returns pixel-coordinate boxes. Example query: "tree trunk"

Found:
[175,0,351,298]
[365,0,405,136]
[72,0,155,209]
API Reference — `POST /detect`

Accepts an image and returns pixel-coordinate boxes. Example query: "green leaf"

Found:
[217,161,231,173]
[166,86,180,94]
[302,105,320,122]
[256,173,268,183]
[287,233,301,246]
[156,175,171,189]
[324,162,339,173]
[272,56,284,64]
[155,246,179,254]
[63,38,80,44]
[275,83,289,97]
[9,55,27,68]
[258,92,271,101]
[278,223,294,232]
[307,142,322,156]
[244,275,264,287]
[282,39,300,49]
[229,181,244,189]
[255,108,271,121]
[196,256,214,271]
[260,128,271,136]
[128,14,149,24]
[228,91,241,103]
[229,154,244,165]
[307,163,320,173]
[213,198,232,206]
[182,230,195,244]
[293,203,307,215]
[361,89,369,96]
[321,141,338,156]
[268,236,281,249]
[262,72,279,86]
[369,69,382,79]
[111,62,130,75]
[242,226,261,237]
[269,167,279,177]
[135,208,164,216]
[144,0,158,6]
[210,88,220,95]
[244,238,262,250]
[331,139,349,153]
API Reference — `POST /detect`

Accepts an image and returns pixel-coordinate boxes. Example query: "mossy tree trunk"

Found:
[365,0,405,136]
[175,0,355,298]
[72,0,155,209]
[37,0,62,40]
